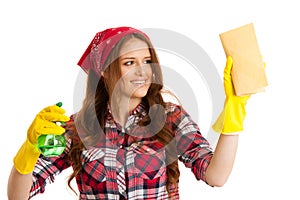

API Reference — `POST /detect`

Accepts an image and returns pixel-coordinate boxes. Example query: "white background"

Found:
[1,0,300,199]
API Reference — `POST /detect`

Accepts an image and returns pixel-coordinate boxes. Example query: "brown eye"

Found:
[124,61,134,66]
[144,60,152,64]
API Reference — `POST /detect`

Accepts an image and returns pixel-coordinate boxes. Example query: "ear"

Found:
[101,71,105,77]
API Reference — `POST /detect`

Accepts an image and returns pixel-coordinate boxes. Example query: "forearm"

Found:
[7,166,32,200]
[205,134,239,187]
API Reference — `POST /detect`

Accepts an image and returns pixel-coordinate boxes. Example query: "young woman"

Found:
[7,27,249,199]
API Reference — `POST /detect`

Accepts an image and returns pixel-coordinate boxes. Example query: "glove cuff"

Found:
[13,140,40,174]
[212,99,247,134]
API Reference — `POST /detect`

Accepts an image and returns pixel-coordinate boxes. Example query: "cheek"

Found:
[120,67,129,77]
[145,66,153,77]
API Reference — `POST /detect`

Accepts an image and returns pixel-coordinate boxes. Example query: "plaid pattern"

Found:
[29,102,213,199]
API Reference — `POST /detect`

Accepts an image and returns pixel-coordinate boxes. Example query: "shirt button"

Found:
[119,145,123,149]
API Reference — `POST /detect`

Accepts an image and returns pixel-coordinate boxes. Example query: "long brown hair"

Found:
[67,33,180,197]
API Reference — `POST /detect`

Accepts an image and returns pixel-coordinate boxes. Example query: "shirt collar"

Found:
[106,101,147,126]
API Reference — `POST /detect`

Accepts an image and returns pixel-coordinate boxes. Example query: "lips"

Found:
[130,79,147,85]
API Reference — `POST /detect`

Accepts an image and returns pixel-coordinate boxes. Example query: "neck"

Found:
[110,97,142,127]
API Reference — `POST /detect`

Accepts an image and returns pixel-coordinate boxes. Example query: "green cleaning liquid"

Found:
[37,102,66,157]
[37,134,66,157]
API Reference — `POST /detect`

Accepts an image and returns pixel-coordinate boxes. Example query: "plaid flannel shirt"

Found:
[29,102,213,199]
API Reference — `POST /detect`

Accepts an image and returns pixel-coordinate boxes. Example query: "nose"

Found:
[135,61,146,75]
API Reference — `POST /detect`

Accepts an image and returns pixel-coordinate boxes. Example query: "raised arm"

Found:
[7,104,69,199]
[205,134,238,186]
[205,56,250,186]
[7,166,33,200]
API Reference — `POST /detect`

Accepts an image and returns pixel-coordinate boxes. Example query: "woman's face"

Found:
[117,38,153,101]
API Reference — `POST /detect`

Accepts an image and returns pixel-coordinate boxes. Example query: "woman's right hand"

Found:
[13,104,70,174]
[27,104,70,145]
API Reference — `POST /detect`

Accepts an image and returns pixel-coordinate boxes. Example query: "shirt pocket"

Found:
[131,141,166,180]
[81,148,106,183]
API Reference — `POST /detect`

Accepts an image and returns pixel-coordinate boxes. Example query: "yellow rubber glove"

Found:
[212,56,250,134]
[14,104,70,174]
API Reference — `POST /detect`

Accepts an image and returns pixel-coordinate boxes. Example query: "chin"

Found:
[132,86,149,98]
[132,91,148,98]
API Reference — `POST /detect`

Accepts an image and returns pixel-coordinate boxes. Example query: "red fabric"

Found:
[77,27,149,77]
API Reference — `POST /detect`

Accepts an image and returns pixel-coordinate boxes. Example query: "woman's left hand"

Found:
[212,56,250,134]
